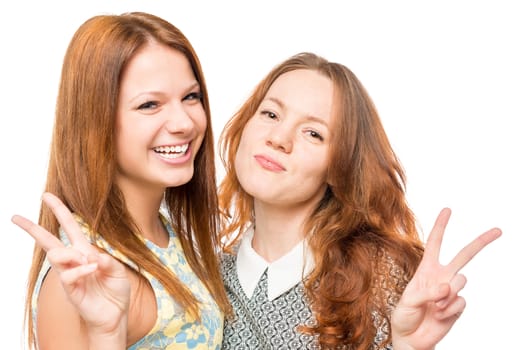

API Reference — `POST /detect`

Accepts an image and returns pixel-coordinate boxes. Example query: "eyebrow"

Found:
[264,96,329,127]
[128,81,201,104]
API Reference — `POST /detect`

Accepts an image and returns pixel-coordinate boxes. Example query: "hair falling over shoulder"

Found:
[219,52,424,349]
[25,12,229,349]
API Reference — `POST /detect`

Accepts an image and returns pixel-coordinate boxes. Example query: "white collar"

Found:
[236,226,314,300]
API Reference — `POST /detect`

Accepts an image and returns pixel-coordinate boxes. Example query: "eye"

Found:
[137,100,159,110]
[306,130,324,141]
[261,110,278,120]
[183,92,203,102]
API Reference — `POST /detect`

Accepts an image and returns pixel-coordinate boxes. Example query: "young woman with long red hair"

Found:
[12,12,229,350]
[14,48,501,349]
[218,52,501,350]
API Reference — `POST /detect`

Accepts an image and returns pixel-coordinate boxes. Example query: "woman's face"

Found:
[114,43,207,197]
[234,68,335,211]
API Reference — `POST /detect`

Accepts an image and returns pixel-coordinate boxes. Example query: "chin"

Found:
[242,183,272,200]
[166,169,195,187]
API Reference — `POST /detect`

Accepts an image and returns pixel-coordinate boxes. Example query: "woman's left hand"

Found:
[391,208,501,350]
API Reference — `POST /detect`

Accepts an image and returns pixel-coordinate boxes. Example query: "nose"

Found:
[164,104,195,134]
[266,124,293,153]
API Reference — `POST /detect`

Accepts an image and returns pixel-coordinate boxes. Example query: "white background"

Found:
[1,1,521,348]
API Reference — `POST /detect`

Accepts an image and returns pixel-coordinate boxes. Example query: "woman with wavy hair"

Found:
[15,45,500,349]
[12,12,229,349]
[218,52,501,349]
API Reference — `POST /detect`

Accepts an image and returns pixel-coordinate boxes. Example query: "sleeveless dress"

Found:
[32,213,223,349]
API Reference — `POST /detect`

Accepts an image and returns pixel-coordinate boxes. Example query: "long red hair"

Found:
[25,12,229,349]
[219,52,424,349]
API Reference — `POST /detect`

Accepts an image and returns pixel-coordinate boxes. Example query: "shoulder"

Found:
[219,248,237,274]
[219,242,244,292]
[34,267,87,347]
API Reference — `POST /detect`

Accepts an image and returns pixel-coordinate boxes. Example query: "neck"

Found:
[251,201,312,262]
[119,181,167,247]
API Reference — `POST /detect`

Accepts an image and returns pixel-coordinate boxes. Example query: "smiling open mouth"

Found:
[153,144,189,159]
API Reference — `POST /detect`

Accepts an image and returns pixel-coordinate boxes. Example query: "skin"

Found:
[391,207,501,350]
[12,68,502,350]
[14,42,208,350]
[234,69,333,261]
[232,68,502,349]
[115,42,207,248]
[14,193,130,349]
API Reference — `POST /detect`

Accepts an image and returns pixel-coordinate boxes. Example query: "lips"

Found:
[153,143,190,159]
[254,154,285,172]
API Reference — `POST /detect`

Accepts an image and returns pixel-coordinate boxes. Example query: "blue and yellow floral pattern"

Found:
[32,213,223,349]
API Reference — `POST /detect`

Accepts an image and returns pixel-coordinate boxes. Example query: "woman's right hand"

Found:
[12,192,130,344]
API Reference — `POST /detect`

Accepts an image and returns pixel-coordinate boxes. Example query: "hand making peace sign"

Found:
[12,192,130,343]
[391,208,502,350]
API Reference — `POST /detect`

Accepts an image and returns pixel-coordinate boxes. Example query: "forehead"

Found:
[119,42,194,95]
[266,69,335,126]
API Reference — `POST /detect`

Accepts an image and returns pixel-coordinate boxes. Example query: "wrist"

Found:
[391,341,435,350]
[87,315,128,350]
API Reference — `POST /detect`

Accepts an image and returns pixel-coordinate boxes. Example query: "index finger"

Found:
[41,192,92,251]
[448,227,502,275]
[11,214,64,252]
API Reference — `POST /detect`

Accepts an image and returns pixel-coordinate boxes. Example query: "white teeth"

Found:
[154,144,189,158]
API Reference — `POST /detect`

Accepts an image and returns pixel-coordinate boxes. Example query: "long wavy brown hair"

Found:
[218,52,425,349]
[25,12,229,348]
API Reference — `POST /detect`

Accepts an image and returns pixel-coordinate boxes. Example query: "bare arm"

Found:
[13,192,130,350]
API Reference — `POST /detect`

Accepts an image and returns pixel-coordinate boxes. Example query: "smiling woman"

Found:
[115,42,207,192]
[3,3,521,350]
[10,12,229,350]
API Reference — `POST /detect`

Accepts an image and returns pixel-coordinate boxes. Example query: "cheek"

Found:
[233,120,258,179]
[115,138,135,168]
[299,161,329,201]
[234,137,252,182]
[192,105,208,133]
[233,144,245,177]
[116,125,141,149]
[235,126,252,160]
[302,150,329,182]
